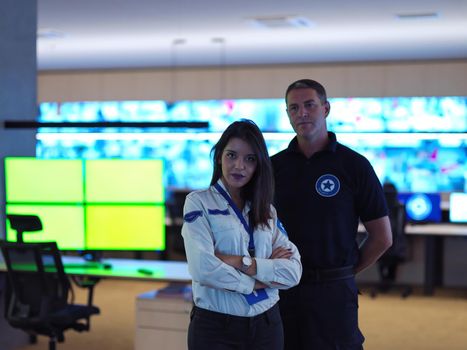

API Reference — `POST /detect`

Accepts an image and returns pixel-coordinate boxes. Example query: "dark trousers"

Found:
[279,277,364,350]
[188,303,283,350]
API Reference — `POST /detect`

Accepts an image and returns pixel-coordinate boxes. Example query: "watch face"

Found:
[242,256,252,267]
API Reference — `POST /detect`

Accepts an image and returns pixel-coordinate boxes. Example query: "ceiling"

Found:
[37,0,467,71]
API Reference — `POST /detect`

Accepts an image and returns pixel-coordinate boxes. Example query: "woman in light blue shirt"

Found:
[182,119,302,350]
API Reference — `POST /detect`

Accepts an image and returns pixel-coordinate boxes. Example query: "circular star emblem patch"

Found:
[315,174,340,197]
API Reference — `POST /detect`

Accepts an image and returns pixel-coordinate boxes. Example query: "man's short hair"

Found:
[285,79,328,104]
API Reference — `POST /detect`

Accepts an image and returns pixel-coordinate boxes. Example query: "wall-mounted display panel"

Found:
[85,205,165,250]
[6,204,85,250]
[85,159,164,203]
[5,158,83,203]
[4,158,165,251]
[36,97,467,193]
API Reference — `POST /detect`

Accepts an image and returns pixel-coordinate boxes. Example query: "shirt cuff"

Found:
[254,257,274,283]
[236,271,256,294]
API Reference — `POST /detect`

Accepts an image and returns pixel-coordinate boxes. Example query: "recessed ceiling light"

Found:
[249,15,314,29]
[37,28,65,39]
[211,38,225,44]
[172,38,186,45]
[396,12,439,20]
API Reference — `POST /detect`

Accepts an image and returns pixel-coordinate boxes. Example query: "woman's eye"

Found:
[246,156,257,162]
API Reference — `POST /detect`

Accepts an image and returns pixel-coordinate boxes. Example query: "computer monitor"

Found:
[397,193,442,223]
[449,192,467,223]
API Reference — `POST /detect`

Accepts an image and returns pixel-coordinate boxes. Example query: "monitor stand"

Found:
[65,251,112,270]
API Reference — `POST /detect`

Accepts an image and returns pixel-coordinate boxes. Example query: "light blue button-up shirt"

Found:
[181,180,302,317]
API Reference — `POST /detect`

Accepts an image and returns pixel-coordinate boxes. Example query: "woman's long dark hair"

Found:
[210,119,274,229]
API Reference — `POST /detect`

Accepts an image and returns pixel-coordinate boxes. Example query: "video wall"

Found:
[5,158,165,251]
[36,97,467,194]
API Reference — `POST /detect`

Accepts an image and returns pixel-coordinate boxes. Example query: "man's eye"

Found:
[289,106,298,113]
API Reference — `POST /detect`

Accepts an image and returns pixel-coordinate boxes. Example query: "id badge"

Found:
[243,288,268,305]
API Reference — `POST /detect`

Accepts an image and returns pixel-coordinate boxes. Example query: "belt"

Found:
[302,265,355,283]
[191,303,278,325]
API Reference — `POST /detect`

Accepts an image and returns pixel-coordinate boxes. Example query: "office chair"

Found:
[165,190,189,260]
[0,241,100,350]
[371,184,412,298]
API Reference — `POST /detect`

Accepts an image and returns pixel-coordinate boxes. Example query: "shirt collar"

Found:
[213,179,251,213]
[287,131,338,155]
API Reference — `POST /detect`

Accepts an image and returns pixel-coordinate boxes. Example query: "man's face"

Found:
[286,88,330,140]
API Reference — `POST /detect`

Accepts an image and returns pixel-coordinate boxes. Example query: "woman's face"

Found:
[220,137,257,195]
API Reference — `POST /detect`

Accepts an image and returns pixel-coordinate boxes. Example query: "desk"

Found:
[0,256,191,282]
[359,223,467,236]
[359,223,467,295]
[405,224,467,236]
[135,287,192,350]
[405,224,466,295]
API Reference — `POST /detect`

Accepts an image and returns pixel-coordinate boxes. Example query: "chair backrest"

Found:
[166,190,190,257]
[6,214,43,242]
[383,185,409,261]
[0,241,71,322]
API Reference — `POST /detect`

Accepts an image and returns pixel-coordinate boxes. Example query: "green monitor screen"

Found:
[4,158,166,251]
[5,158,83,203]
[6,204,85,250]
[85,205,165,250]
[85,159,164,203]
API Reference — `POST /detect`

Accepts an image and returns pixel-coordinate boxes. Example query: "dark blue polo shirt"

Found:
[271,132,387,270]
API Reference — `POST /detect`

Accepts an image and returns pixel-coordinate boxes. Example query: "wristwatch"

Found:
[241,256,253,272]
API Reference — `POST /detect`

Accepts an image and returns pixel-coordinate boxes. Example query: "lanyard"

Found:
[214,183,255,255]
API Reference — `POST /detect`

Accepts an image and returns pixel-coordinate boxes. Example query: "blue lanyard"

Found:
[214,183,255,254]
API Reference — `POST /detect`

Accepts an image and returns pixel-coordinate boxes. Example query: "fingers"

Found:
[270,247,293,259]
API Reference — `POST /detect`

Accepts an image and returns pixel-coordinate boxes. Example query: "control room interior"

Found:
[1,1,467,349]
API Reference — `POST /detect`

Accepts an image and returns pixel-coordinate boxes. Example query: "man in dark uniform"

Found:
[271,79,393,349]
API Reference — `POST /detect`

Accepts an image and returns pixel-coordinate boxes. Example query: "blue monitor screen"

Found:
[397,193,442,223]
[449,193,467,223]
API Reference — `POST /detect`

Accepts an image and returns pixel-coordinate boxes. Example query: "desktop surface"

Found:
[0,255,191,282]
[404,223,467,236]
[358,223,467,236]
